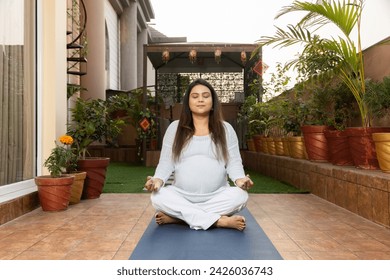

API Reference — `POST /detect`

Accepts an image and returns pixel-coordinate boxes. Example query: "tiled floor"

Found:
[1,193,390,260]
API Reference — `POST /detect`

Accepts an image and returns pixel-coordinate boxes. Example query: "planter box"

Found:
[241,151,390,228]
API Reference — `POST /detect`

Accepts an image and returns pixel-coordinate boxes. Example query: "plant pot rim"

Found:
[372,132,390,141]
[78,157,110,160]
[35,174,74,179]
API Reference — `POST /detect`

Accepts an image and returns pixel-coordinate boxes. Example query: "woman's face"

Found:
[188,84,213,116]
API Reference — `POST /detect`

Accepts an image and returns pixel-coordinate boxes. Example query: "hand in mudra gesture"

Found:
[144,176,163,192]
[235,174,253,191]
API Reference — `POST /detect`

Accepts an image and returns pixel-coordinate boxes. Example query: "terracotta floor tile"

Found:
[12,251,67,260]
[28,239,81,252]
[2,230,50,242]
[63,250,117,260]
[323,229,371,242]
[271,239,302,252]
[278,251,311,260]
[294,237,342,252]
[72,239,123,251]
[0,241,37,252]
[305,250,359,260]
[0,251,23,260]
[353,251,390,260]
[340,239,390,252]
[285,230,333,241]
[1,193,390,260]
[0,230,13,240]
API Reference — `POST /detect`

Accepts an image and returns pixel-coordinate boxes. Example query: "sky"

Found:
[149,0,390,90]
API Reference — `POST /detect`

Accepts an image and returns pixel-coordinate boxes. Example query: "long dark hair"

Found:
[172,78,228,162]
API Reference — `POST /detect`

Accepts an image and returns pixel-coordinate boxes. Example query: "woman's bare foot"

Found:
[215,215,246,231]
[155,212,182,225]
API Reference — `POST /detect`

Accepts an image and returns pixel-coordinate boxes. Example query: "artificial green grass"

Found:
[103,162,309,194]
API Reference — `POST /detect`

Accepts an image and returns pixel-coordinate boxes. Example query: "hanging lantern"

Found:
[240,51,247,65]
[214,48,222,64]
[189,49,197,64]
[162,50,170,64]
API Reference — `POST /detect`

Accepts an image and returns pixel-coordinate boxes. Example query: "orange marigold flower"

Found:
[59,135,73,145]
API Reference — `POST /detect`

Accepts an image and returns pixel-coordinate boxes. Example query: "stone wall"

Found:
[241,151,390,228]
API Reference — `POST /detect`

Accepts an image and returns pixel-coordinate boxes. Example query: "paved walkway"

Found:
[0,193,390,260]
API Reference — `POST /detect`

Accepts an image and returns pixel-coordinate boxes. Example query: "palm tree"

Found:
[255,0,371,127]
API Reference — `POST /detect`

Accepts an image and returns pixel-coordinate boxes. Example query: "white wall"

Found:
[104,0,119,90]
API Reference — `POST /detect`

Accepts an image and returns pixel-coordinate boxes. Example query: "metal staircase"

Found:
[67,0,87,97]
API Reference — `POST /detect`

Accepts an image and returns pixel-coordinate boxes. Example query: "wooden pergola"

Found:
[140,42,261,161]
[142,42,261,107]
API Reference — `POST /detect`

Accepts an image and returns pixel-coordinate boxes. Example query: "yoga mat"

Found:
[130,208,283,260]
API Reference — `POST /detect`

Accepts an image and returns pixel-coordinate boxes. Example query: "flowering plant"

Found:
[44,135,78,177]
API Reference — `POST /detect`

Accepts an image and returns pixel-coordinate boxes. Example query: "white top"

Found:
[153,120,245,195]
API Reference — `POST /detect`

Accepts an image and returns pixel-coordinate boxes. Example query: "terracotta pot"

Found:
[346,127,390,170]
[301,125,329,162]
[281,137,290,157]
[69,171,87,204]
[261,137,268,154]
[266,137,276,155]
[372,133,390,173]
[252,135,263,152]
[246,138,256,152]
[274,137,284,156]
[324,129,353,166]
[77,157,110,199]
[288,136,307,159]
[35,175,74,211]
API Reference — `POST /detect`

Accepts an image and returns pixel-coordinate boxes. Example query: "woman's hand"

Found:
[144,176,163,192]
[235,174,254,191]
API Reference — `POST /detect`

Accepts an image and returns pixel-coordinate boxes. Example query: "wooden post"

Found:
[142,44,148,164]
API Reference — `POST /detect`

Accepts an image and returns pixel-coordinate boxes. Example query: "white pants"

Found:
[151,185,248,230]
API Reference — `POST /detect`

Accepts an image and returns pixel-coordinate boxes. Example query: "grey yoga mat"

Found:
[130,208,283,260]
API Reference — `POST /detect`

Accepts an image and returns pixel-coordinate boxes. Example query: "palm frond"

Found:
[276,0,362,38]
[256,24,313,48]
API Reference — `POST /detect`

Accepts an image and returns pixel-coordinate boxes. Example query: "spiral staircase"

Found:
[67,0,87,98]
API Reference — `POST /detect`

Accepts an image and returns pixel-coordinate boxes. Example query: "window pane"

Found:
[0,0,35,186]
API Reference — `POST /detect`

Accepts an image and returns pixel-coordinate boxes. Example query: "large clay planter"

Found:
[265,137,276,155]
[274,137,284,156]
[77,157,110,199]
[372,133,390,173]
[261,137,269,154]
[288,136,307,159]
[252,135,263,152]
[246,138,256,152]
[346,127,390,170]
[282,137,290,156]
[35,175,74,211]
[324,129,353,166]
[69,171,87,204]
[301,125,329,162]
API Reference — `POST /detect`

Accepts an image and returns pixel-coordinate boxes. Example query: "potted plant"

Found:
[255,0,389,168]
[67,97,125,199]
[35,135,76,211]
[248,101,272,153]
[298,82,335,162]
[237,95,257,151]
[367,76,390,172]
[322,82,356,166]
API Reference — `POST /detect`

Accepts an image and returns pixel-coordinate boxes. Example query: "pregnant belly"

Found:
[175,157,226,194]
